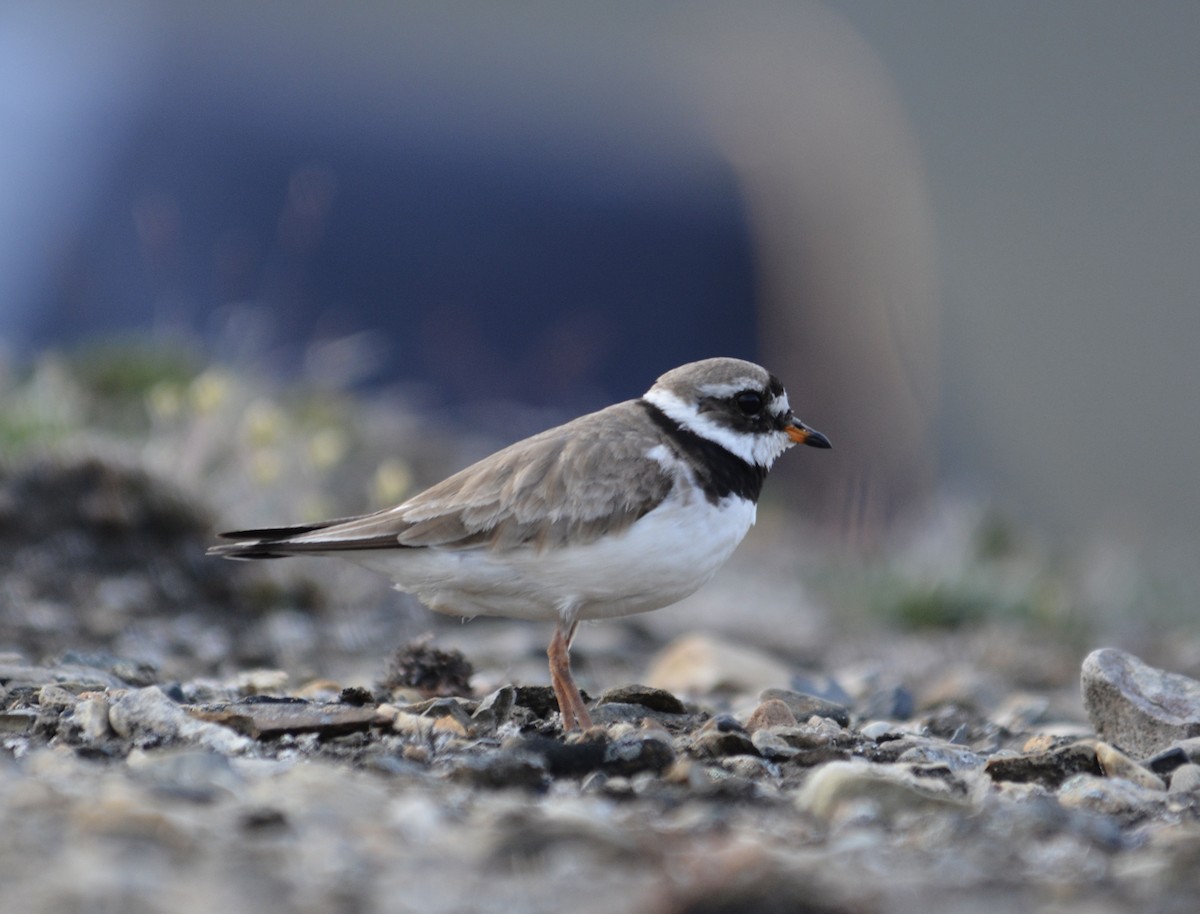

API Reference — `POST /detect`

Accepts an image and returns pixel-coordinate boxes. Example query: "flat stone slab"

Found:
[188,699,385,740]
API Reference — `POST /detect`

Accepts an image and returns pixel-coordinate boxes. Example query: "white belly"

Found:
[346,495,757,623]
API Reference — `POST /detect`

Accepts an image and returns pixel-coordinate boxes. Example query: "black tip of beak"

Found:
[802,428,832,449]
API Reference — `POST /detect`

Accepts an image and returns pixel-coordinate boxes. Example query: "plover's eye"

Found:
[734,391,764,416]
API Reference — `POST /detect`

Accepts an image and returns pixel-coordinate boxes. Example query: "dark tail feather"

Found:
[208,517,404,560]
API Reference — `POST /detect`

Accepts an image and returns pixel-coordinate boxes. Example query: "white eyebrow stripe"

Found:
[695,378,763,399]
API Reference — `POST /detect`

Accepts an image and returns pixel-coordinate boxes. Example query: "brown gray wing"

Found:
[214,404,675,556]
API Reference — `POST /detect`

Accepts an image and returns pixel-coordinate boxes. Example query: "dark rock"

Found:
[1144,746,1189,775]
[691,729,759,759]
[450,750,548,791]
[759,688,850,727]
[596,684,686,714]
[1081,648,1200,758]
[700,714,747,734]
[381,640,473,698]
[509,735,607,778]
[985,741,1101,788]
[511,685,577,719]
[602,733,675,776]
[240,807,290,832]
[339,686,374,706]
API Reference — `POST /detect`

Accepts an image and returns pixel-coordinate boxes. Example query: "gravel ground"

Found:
[4,453,1200,914]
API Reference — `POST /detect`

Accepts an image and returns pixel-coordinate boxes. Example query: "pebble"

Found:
[74,697,113,742]
[1168,736,1200,764]
[450,750,548,791]
[508,735,607,778]
[1058,773,1168,819]
[795,760,974,822]
[690,729,759,760]
[596,684,686,715]
[985,742,1101,788]
[896,743,987,772]
[750,729,800,760]
[471,686,516,729]
[1144,746,1189,775]
[1168,763,1200,794]
[1094,741,1166,790]
[0,710,37,734]
[644,633,794,696]
[743,698,798,733]
[759,688,851,727]
[602,732,676,777]
[108,686,252,754]
[1081,648,1200,758]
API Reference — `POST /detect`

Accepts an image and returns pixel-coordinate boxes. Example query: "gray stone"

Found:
[896,743,987,772]
[795,760,975,822]
[759,688,851,727]
[1058,773,1167,819]
[1168,762,1200,794]
[602,733,675,776]
[1081,648,1200,758]
[471,686,515,729]
[108,686,252,754]
[74,697,113,742]
[750,729,800,760]
[596,684,685,715]
[859,720,904,741]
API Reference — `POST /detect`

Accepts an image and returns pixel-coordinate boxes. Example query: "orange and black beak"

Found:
[785,419,831,449]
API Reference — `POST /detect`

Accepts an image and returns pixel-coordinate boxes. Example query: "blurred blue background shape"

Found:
[3,1,1199,554]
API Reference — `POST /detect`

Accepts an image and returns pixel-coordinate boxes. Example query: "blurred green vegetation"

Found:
[3,339,1189,640]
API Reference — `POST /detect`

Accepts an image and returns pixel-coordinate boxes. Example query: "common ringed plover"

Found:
[210,357,830,730]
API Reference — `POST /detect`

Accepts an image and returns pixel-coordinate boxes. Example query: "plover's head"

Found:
[643,357,831,468]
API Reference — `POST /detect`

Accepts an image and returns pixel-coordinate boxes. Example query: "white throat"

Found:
[643,387,793,468]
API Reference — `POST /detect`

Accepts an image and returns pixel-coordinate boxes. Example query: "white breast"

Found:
[346,492,758,624]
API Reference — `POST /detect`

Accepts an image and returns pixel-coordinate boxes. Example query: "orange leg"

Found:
[547,620,592,731]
